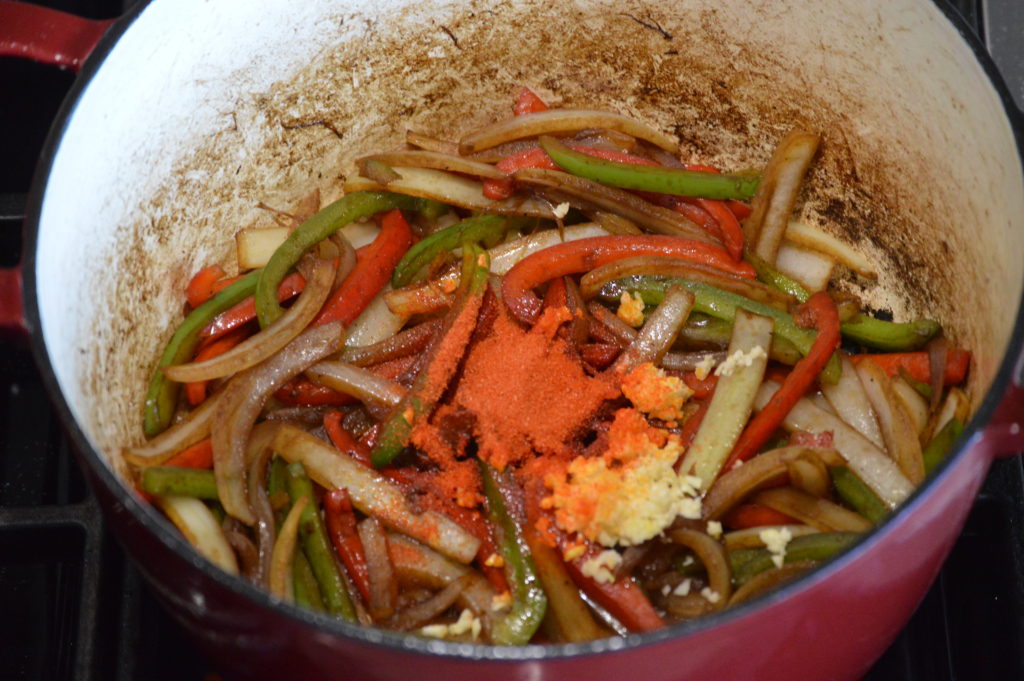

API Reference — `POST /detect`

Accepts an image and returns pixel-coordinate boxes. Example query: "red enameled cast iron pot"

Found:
[2,0,1024,679]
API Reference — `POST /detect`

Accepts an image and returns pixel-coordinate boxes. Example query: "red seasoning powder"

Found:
[449,304,620,471]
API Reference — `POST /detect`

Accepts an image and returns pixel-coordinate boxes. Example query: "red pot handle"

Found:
[0,1,113,72]
[983,344,1024,459]
[0,2,116,335]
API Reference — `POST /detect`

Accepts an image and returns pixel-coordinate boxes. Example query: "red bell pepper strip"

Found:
[323,488,373,604]
[314,209,414,326]
[727,200,752,220]
[199,271,306,341]
[851,349,970,387]
[184,328,249,406]
[323,410,373,467]
[185,264,226,308]
[679,164,744,260]
[209,273,245,296]
[164,437,214,470]
[724,291,841,469]
[722,503,797,530]
[551,528,664,632]
[502,235,756,324]
[514,86,548,116]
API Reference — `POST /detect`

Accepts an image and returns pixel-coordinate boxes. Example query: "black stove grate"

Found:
[1,1,1021,679]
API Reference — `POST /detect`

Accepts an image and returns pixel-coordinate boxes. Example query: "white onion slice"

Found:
[458,109,678,155]
[157,495,239,576]
[360,150,507,180]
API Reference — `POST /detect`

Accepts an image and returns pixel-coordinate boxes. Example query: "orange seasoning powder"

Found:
[447,304,620,471]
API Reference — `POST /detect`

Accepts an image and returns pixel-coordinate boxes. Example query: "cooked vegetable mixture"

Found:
[126,87,971,642]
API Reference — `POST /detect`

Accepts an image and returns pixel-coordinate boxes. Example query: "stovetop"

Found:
[1,1,1022,680]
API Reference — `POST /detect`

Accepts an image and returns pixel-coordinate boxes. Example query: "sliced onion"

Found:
[722,524,818,551]
[268,495,308,602]
[358,517,398,620]
[346,289,408,347]
[754,381,913,508]
[246,422,283,586]
[661,350,728,372]
[785,219,877,279]
[329,232,358,292]
[360,150,507,180]
[513,168,712,242]
[458,109,678,155]
[223,524,260,582]
[751,488,872,532]
[387,534,496,622]
[384,279,455,317]
[340,318,442,367]
[922,387,970,446]
[579,255,793,310]
[271,425,480,563]
[156,495,239,575]
[212,322,345,524]
[786,454,831,498]
[123,391,220,467]
[163,257,336,383]
[612,284,694,373]
[703,446,818,521]
[746,129,820,263]
[774,242,835,292]
[488,223,611,274]
[668,528,733,609]
[389,575,471,631]
[821,355,885,448]
[854,360,925,485]
[728,561,815,606]
[589,210,643,235]
[405,130,459,155]
[305,361,405,408]
[344,166,557,219]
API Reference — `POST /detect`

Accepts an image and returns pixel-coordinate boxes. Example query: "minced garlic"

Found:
[706,520,723,539]
[759,526,793,569]
[714,346,768,377]
[484,553,505,568]
[491,592,513,612]
[420,609,482,640]
[545,409,701,546]
[617,291,645,328]
[674,579,692,596]
[700,587,721,604]
[621,362,693,422]
[693,354,717,381]
[552,202,571,219]
[580,550,622,584]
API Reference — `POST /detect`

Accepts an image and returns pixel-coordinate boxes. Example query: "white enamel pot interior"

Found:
[23,0,1024,679]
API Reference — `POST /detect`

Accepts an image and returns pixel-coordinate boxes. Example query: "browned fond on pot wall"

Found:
[79,0,1021,474]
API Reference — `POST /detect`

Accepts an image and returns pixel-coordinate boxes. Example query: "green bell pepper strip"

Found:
[285,462,357,622]
[391,214,508,288]
[140,467,219,500]
[840,314,940,352]
[255,191,427,328]
[599,275,842,383]
[480,461,547,645]
[829,466,887,524]
[371,242,490,468]
[539,135,760,200]
[730,532,860,586]
[293,551,326,612]
[745,251,810,303]
[143,270,261,437]
[923,418,964,474]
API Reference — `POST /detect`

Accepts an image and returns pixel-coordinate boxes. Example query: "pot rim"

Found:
[20,0,1024,663]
